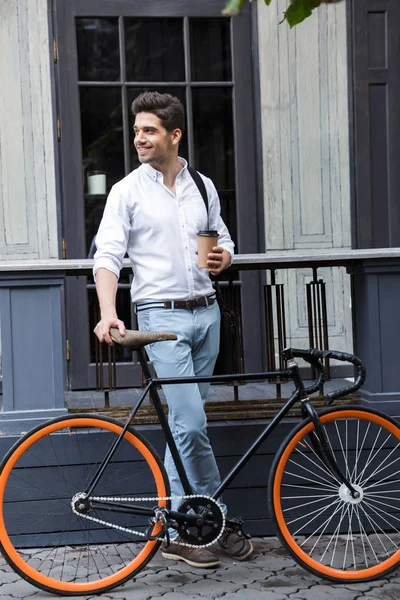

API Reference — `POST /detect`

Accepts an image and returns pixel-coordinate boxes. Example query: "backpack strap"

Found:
[187,166,209,229]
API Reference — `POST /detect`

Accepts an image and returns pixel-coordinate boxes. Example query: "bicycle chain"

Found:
[71,493,226,549]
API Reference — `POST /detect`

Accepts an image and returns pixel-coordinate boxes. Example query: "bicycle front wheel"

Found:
[269,406,400,582]
[0,414,170,596]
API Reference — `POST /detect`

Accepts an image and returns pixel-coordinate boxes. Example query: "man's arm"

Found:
[94,268,126,345]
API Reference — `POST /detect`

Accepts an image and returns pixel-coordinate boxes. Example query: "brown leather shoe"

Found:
[218,517,254,561]
[161,537,220,568]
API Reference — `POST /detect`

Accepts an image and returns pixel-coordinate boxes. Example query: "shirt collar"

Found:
[140,157,188,181]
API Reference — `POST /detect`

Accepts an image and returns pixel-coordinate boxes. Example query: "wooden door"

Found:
[54,0,263,389]
[351,0,400,248]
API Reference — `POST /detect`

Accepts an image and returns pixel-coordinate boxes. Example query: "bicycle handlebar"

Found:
[286,348,366,405]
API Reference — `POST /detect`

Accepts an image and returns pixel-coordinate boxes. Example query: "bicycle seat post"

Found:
[137,347,153,382]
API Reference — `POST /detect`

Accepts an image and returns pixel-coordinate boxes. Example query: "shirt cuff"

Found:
[93,258,121,281]
[219,245,234,267]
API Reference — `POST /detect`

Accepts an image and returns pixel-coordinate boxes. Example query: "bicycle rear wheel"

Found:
[0,414,170,596]
[269,406,400,582]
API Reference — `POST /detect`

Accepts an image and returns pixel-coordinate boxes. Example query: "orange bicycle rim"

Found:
[0,417,167,594]
[273,409,400,580]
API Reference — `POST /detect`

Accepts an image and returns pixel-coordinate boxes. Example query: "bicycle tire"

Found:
[269,406,400,582]
[0,414,170,596]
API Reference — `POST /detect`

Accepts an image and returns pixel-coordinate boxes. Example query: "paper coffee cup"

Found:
[197,230,219,268]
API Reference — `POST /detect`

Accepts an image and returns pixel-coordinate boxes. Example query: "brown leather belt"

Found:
[136,296,216,311]
[164,297,216,309]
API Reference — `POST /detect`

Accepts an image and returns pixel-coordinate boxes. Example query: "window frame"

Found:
[54,0,265,389]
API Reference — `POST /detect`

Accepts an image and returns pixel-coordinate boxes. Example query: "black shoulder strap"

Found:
[188,166,209,229]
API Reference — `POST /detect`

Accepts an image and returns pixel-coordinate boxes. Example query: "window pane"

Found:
[80,87,124,255]
[125,18,184,82]
[76,18,120,81]
[192,87,236,247]
[192,88,234,189]
[127,87,188,171]
[190,19,232,82]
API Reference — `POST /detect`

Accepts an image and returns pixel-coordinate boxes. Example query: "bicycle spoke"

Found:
[283,468,338,490]
[362,498,400,530]
[356,431,392,486]
[348,420,372,484]
[364,494,400,514]
[310,502,347,564]
[333,421,351,482]
[329,503,349,567]
[353,505,374,568]
[367,489,400,497]
[343,503,356,570]
[362,457,400,489]
[294,441,340,485]
[288,457,339,488]
[281,482,337,492]
[301,501,344,551]
[282,493,336,513]
[364,472,400,492]
[355,503,393,559]
[290,496,342,534]
[350,418,362,483]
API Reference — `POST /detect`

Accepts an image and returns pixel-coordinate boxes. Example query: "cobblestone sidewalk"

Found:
[1,538,399,600]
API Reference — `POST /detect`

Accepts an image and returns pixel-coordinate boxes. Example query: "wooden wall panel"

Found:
[0,0,58,260]
[258,0,353,352]
[352,0,400,249]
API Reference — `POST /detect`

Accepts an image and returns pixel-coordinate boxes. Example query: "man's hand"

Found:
[94,317,126,345]
[207,247,231,276]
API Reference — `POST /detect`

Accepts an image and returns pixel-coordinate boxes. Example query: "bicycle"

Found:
[0,327,399,596]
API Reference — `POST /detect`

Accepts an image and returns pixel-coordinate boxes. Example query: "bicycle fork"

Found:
[301,400,360,499]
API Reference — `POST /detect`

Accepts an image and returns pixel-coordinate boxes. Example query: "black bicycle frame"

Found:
[83,348,353,524]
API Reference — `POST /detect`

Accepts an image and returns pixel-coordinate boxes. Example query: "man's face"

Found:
[133,112,180,165]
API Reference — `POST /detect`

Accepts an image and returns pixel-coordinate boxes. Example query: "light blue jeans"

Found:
[137,302,227,530]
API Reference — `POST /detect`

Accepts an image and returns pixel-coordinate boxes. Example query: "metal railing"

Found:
[2,248,400,415]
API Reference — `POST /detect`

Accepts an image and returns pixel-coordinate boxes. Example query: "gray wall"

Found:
[0,1,63,425]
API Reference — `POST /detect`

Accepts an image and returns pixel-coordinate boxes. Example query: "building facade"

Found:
[0,0,400,533]
[1,0,400,402]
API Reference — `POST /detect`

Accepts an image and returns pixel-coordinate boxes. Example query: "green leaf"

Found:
[284,0,321,27]
[222,0,248,16]
[264,0,273,5]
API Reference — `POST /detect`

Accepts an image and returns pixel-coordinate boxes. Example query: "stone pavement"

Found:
[1,537,399,600]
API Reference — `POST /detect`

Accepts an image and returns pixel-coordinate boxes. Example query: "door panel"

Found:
[351,0,400,248]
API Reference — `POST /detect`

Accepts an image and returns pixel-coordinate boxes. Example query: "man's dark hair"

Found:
[131,91,185,134]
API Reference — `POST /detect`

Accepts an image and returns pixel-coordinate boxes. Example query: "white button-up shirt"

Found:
[93,159,235,303]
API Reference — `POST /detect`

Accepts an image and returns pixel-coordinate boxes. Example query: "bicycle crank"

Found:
[174,495,225,546]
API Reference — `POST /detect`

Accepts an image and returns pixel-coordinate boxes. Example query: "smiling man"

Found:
[93,91,253,568]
